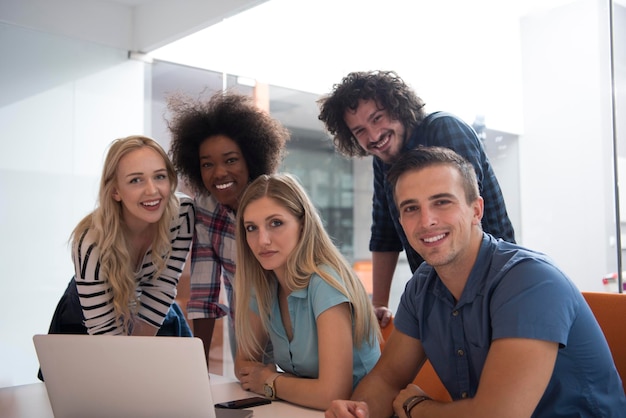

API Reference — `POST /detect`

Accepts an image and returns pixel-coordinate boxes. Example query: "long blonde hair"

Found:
[234,173,380,358]
[71,135,179,333]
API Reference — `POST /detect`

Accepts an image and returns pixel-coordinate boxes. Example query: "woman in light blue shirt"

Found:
[234,174,380,411]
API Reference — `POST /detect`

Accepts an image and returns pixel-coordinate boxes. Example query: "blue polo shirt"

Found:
[251,267,380,389]
[395,233,626,417]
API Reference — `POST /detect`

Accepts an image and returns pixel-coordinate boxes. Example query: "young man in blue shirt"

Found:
[325,147,626,418]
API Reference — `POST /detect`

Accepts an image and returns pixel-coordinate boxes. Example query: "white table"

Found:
[0,374,323,418]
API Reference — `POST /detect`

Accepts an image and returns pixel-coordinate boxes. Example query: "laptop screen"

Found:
[33,334,250,418]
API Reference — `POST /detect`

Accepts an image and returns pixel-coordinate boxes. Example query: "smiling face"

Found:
[112,146,171,230]
[344,99,407,163]
[199,134,250,210]
[242,196,302,282]
[395,164,483,271]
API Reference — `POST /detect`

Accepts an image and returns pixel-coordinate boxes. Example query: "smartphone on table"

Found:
[215,396,272,409]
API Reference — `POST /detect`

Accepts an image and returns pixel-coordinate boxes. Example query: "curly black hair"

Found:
[167,91,290,195]
[317,70,426,158]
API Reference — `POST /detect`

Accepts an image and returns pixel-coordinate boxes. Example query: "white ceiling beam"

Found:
[0,0,133,50]
[0,0,268,52]
[132,0,268,52]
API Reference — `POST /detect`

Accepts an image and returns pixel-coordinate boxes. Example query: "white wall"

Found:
[0,23,147,387]
[519,0,617,290]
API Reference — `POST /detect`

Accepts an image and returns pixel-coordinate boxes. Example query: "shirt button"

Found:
[452,310,459,316]
[461,392,468,398]
[457,349,464,356]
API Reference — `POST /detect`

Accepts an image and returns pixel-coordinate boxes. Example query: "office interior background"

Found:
[1,0,625,386]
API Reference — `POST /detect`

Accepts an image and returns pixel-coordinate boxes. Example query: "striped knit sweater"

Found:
[72,194,194,335]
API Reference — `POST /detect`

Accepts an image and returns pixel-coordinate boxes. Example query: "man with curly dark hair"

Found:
[318,71,515,327]
[167,91,289,366]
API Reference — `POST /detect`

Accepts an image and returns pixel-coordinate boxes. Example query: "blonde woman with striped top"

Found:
[68,135,194,336]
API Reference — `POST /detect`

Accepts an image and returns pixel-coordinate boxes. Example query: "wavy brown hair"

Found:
[317,70,426,158]
[71,135,179,333]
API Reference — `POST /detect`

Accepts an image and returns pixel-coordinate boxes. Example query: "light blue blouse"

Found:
[251,266,380,388]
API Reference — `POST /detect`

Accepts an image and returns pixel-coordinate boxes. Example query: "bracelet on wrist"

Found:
[402,395,431,417]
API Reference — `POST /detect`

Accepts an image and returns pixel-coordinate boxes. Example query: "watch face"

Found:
[264,384,274,398]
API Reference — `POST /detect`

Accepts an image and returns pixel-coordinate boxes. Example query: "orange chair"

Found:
[380,319,452,402]
[353,260,373,296]
[581,291,626,394]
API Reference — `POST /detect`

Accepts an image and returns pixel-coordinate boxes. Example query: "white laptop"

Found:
[33,334,253,418]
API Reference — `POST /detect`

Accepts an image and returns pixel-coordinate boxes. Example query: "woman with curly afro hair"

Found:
[167,91,289,367]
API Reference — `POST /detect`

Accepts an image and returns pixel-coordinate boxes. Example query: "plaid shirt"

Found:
[187,193,236,322]
[370,111,516,272]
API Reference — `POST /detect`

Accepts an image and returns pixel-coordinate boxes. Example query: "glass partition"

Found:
[612,0,626,292]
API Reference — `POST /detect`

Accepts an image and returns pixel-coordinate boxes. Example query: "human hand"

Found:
[237,363,276,395]
[392,384,428,418]
[325,400,369,418]
[374,305,393,328]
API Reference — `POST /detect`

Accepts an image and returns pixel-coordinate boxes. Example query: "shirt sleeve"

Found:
[308,271,350,318]
[489,259,579,346]
[73,228,122,334]
[369,157,404,253]
[394,267,432,340]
